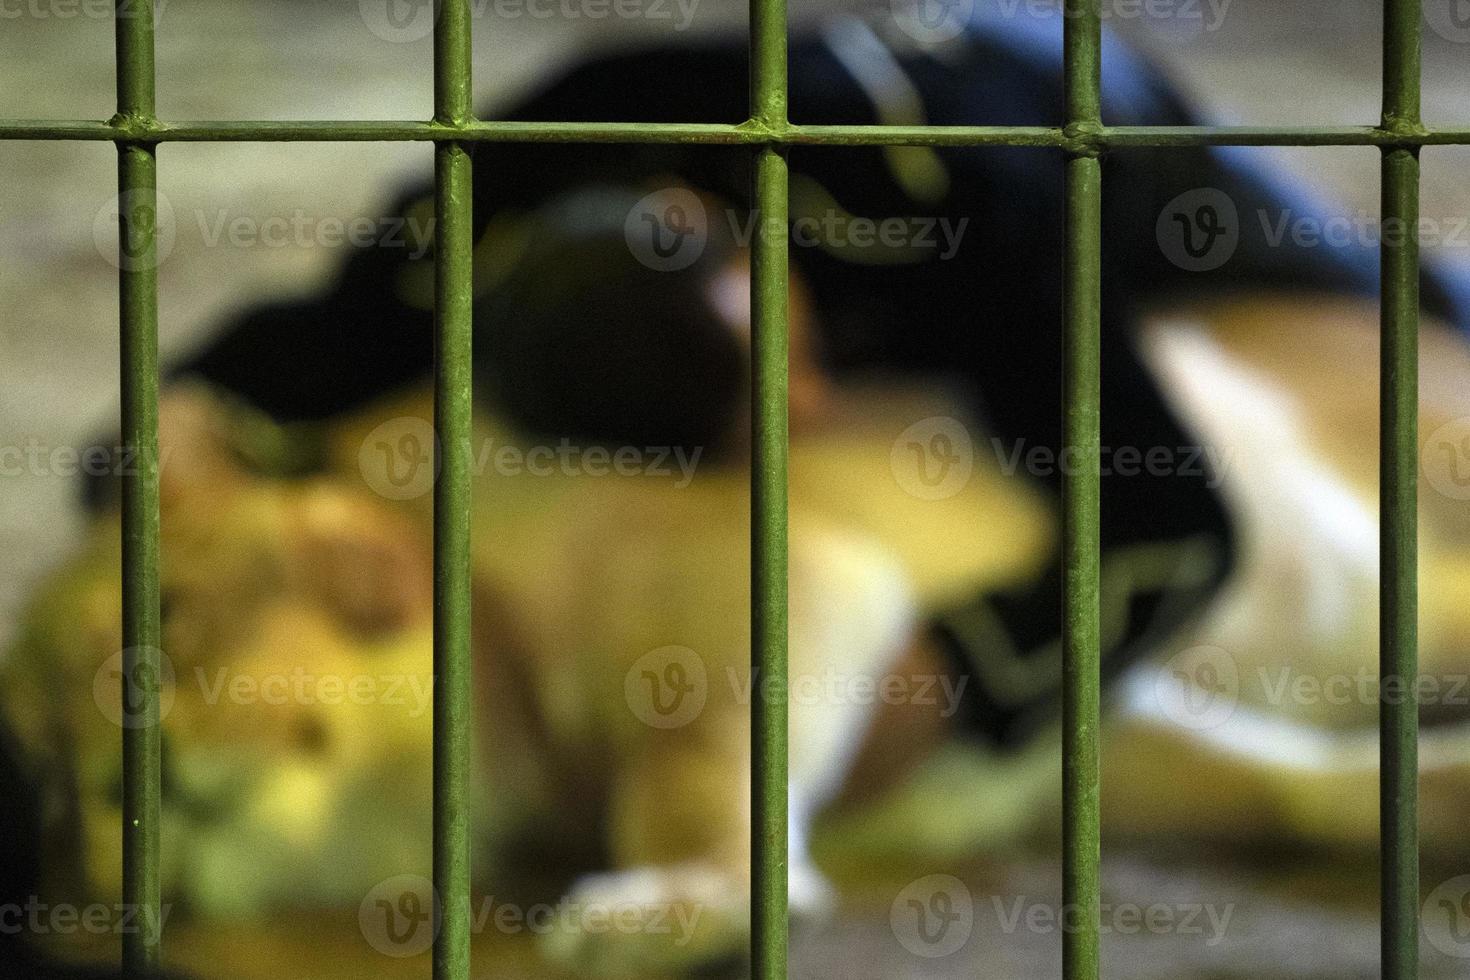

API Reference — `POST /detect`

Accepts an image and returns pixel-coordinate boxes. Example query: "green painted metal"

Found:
[115,0,162,975]
[750,0,789,973]
[11,119,1470,146]
[1380,145,1420,980]
[432,2,474,979]
[751,143,791,980]
[1063,0,1102,977]
[1381,1,1421,977]
[2,1,1460,977]
[118,141,163,980]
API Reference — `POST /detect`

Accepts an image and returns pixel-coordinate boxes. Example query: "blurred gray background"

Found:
[3,2,1470,976]
[4,0,1470,630]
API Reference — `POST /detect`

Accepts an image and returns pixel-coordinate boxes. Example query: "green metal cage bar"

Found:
[114,0,162,974]
[431,1,475,978]
[1062,0,1102,976]
[750,0,790,973]
[9,118,1470,146]
[3,0,1457,976]
[1381,0,1422,976]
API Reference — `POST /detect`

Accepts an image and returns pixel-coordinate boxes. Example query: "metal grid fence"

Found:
[0,0,1452,976]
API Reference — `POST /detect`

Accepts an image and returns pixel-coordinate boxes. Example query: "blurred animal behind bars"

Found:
[9,10,1470,977]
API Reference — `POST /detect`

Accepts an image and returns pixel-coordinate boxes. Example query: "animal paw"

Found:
[536,863,749,977]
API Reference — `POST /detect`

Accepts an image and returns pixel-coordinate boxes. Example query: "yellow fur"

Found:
[11,297,1470,973]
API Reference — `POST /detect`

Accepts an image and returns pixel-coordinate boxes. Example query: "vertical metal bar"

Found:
[115,0,161,974]
[432,1,473,978]
[750,0,789,973]
[1062,0,1102,977]
[1381,0,1421,975]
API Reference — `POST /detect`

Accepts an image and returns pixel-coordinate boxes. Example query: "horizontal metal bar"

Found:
[0,119,755,143]
[1103,125,1439,146]
[2,119,1467,147]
